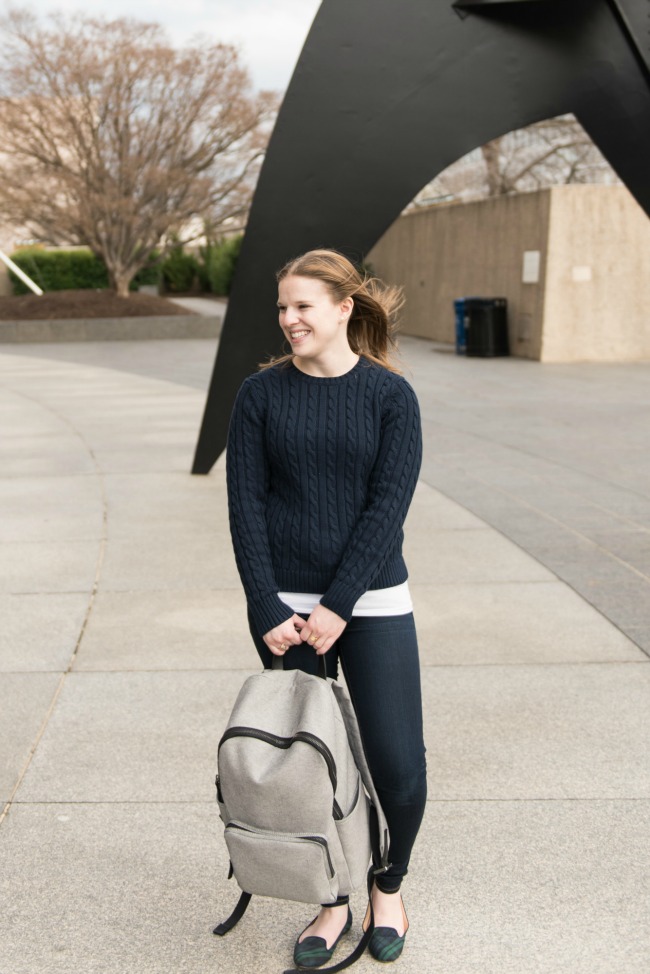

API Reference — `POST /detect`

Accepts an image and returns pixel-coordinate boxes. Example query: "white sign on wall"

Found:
[572,266,593,282]
[522,250,541,284]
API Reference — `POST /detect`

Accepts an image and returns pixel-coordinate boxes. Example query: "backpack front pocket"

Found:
[224,822,339,904]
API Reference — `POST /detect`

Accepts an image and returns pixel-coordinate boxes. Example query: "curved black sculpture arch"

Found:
[193,0,650,473]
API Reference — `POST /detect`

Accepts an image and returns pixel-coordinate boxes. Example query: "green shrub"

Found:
[131,251,161,290]
[196,242,215,292]
[160,247,197,293]
[206,234,243,296]
[9,248,108,294]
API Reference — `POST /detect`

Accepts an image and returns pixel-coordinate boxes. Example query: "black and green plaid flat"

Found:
[365,891,409,963]
[368,924,407,963]
[293,906,353,969]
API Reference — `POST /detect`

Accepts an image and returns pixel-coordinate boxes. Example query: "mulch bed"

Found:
[0,289,196,320]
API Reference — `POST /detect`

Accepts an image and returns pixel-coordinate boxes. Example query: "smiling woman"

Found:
[263,249,404,376]
[276,275,357,377]
[226,248,427,967]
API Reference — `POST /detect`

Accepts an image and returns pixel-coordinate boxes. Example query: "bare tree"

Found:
[411,115,619,208]
[0,8,276,295]
[481,138,503,198]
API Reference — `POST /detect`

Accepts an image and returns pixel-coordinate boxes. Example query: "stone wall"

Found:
[541,186,650,362]
[367,185,650,362]
[0,315,221,343]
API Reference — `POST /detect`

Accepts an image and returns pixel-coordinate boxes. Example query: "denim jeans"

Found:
[248,611,427,895]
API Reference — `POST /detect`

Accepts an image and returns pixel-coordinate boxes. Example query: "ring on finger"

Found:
[279,642,287,652]
[309,635,318,645]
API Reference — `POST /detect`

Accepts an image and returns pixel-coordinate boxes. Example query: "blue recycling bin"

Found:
[453,298,466,355]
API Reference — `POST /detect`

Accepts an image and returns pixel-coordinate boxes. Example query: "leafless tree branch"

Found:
[411,114,618,209]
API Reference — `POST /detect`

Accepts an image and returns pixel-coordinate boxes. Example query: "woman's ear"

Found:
[340,296,354,321]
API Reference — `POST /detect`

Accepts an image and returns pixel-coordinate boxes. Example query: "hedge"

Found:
[132,255,161,289]
[9,248,108,294]
[8,248,161,295]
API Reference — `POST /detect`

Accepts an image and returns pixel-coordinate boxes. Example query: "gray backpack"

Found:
[213,656,390,971]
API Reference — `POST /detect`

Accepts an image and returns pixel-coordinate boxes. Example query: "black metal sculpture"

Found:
[193,0,650,473]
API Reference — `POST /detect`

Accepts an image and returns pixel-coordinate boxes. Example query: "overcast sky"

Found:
[8,1,322,92]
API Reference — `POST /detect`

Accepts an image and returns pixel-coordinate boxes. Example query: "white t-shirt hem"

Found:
[278,581,413,617]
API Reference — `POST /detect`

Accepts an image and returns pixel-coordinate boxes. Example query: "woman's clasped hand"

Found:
[263,604,347,656]
[298,603,347,655]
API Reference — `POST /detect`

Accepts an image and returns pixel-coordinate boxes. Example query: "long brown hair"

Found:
[261,249,404,373]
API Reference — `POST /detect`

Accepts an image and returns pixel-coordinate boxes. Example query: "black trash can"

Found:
[464,297,509,358]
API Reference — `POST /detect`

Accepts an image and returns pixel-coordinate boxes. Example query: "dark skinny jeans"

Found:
[248,611,427,897]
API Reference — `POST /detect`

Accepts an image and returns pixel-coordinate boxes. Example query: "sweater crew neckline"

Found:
[289,357,366,384]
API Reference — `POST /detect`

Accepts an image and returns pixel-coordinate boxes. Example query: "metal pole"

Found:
[0,250,43,295]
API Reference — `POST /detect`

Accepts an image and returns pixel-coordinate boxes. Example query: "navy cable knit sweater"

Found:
[226,357,422,636]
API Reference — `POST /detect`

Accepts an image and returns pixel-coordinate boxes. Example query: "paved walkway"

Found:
[1,337,648,974]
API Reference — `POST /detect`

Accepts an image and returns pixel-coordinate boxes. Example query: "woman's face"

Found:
[277,275,353,362]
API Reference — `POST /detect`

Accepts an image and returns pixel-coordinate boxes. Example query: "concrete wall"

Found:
[0,315,221,343]
[541,186,650,362]
[367,185,650,362]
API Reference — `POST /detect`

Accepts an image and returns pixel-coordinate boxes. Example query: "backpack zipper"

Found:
[219,726,344,820]
[226,822,335,878]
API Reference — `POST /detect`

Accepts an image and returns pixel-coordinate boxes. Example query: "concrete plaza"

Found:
[0,334,648,974]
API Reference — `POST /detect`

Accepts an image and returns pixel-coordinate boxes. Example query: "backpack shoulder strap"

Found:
[213,891,252,936]
[330,684,390,871]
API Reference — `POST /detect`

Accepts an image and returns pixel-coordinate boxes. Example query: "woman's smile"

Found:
[288,328,311,343]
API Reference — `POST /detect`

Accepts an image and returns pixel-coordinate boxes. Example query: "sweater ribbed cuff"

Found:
[320,580,364,623]
[249,593,296,638]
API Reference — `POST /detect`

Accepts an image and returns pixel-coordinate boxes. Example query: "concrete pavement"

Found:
[0,336,648,974]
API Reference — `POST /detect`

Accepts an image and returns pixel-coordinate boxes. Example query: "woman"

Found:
[226,249,427,967]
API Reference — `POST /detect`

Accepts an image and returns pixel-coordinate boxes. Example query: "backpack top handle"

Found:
[271,653,328,681]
